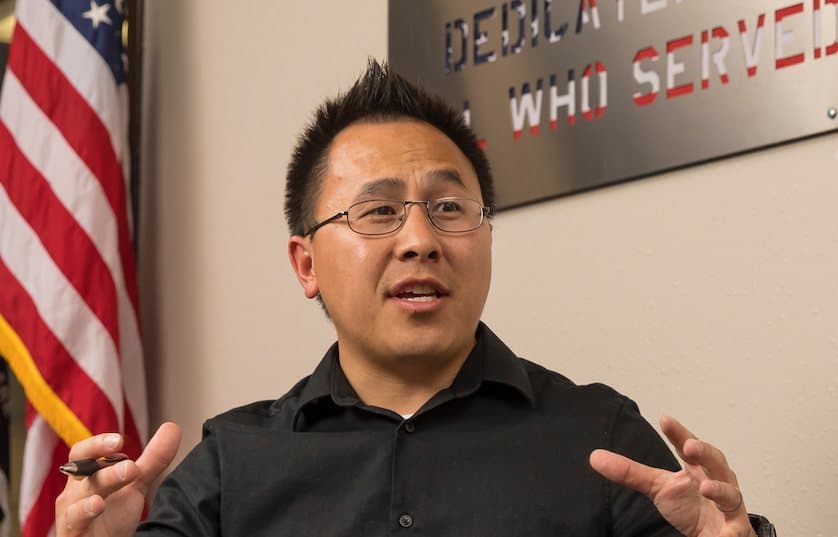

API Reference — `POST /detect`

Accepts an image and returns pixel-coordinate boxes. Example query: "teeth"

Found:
[404,295,435,302]
[404,284,436,295]
[394,283,442,301]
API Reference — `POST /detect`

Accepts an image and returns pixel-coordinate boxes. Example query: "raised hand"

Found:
[55,422,182,537]
[590,415,756,537]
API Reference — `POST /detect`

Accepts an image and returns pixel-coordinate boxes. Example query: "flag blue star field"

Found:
[0,1,147,535]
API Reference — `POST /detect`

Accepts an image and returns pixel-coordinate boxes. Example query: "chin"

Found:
[387,327,472,361]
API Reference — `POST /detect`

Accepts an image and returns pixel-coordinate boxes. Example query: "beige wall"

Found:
[140,2,837,535]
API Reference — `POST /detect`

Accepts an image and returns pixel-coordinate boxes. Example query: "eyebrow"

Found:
[426,168,466,188]
[355,169,466,199]
[356,177,404,199]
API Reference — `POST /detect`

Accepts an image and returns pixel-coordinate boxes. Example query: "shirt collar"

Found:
[449,322,535,406]
[293,322,535,422]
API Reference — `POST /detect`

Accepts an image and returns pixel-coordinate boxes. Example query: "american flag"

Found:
[0,0,147,535]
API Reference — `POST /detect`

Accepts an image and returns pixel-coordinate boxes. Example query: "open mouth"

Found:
[389,280,450,303]
[395,284,443,302]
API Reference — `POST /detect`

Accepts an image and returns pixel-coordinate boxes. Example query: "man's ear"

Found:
[288,235,320,299]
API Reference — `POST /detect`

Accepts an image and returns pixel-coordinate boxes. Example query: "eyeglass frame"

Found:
[303,197,493,237]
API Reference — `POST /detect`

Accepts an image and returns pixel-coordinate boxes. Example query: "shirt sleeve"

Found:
[136,421,222,537]
[605,397,682,537]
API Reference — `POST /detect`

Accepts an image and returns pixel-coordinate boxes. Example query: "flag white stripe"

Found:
[16,0,129,165]
[1,71,146,439]
[19,415,56,524]
[119,83,132,234]
[0,71,121,291]
[8,8,147,440]
[5,3,148,535]
[0,185,125,426]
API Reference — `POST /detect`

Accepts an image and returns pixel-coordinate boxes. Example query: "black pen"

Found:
[59,453,129,477]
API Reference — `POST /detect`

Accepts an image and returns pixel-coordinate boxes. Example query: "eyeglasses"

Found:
[304,197,492,237]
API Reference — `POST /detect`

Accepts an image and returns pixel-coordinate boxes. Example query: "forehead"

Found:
[320,120,481,206]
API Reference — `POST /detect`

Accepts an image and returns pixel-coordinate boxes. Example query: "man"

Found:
[55,61,773,536]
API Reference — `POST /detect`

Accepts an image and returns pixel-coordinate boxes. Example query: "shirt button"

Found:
[404,421,415,433]
[399,514,414,528]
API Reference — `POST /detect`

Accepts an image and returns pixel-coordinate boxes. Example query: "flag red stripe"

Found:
[121,401,143,460]
[0,258,120,434]
[9,22,141,317]
[21,439,68,537]
[0,122,121,350]
[4,6,149,535]
[25,404,36,429]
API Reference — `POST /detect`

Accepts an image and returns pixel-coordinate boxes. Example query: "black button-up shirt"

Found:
[138,323,680,536]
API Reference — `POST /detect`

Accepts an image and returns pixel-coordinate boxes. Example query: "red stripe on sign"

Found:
[713,27,730,39]
[0,258,120,434]
[738,14,766,34]
[0,123,121,350]
[776,3,804,22]
[22,440,69,537]
[9,24,141,318]
[666,35,693,53]
[634,47,658,63]
[826,0,838,54]
[633,92,657,107]
[667,84,693,99]
[776,53,805,69]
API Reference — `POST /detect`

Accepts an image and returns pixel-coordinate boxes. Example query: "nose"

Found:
[394,202,441,261]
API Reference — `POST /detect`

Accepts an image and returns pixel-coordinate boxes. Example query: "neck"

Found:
[338,345,473,416]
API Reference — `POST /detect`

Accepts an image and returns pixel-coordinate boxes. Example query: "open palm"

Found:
[590,416,755,537]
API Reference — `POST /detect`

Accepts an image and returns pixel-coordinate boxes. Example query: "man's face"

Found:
[289,119,492,369]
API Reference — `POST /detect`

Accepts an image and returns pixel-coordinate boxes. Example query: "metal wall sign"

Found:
[389,1,838,209]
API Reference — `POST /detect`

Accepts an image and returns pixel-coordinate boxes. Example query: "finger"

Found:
[589,449,668,497]
[67,432,123,461]
[59,494,104,537]
[682,437,738,485]
[659,415,696,460]
[84,459,139,497]
[56,460,139,529]
[699,479,746,516]
[134,422,182,493]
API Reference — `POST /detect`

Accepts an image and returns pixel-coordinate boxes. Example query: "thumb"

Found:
[134,422,182,493]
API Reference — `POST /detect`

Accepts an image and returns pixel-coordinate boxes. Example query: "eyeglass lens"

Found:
[347,198,484,235]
